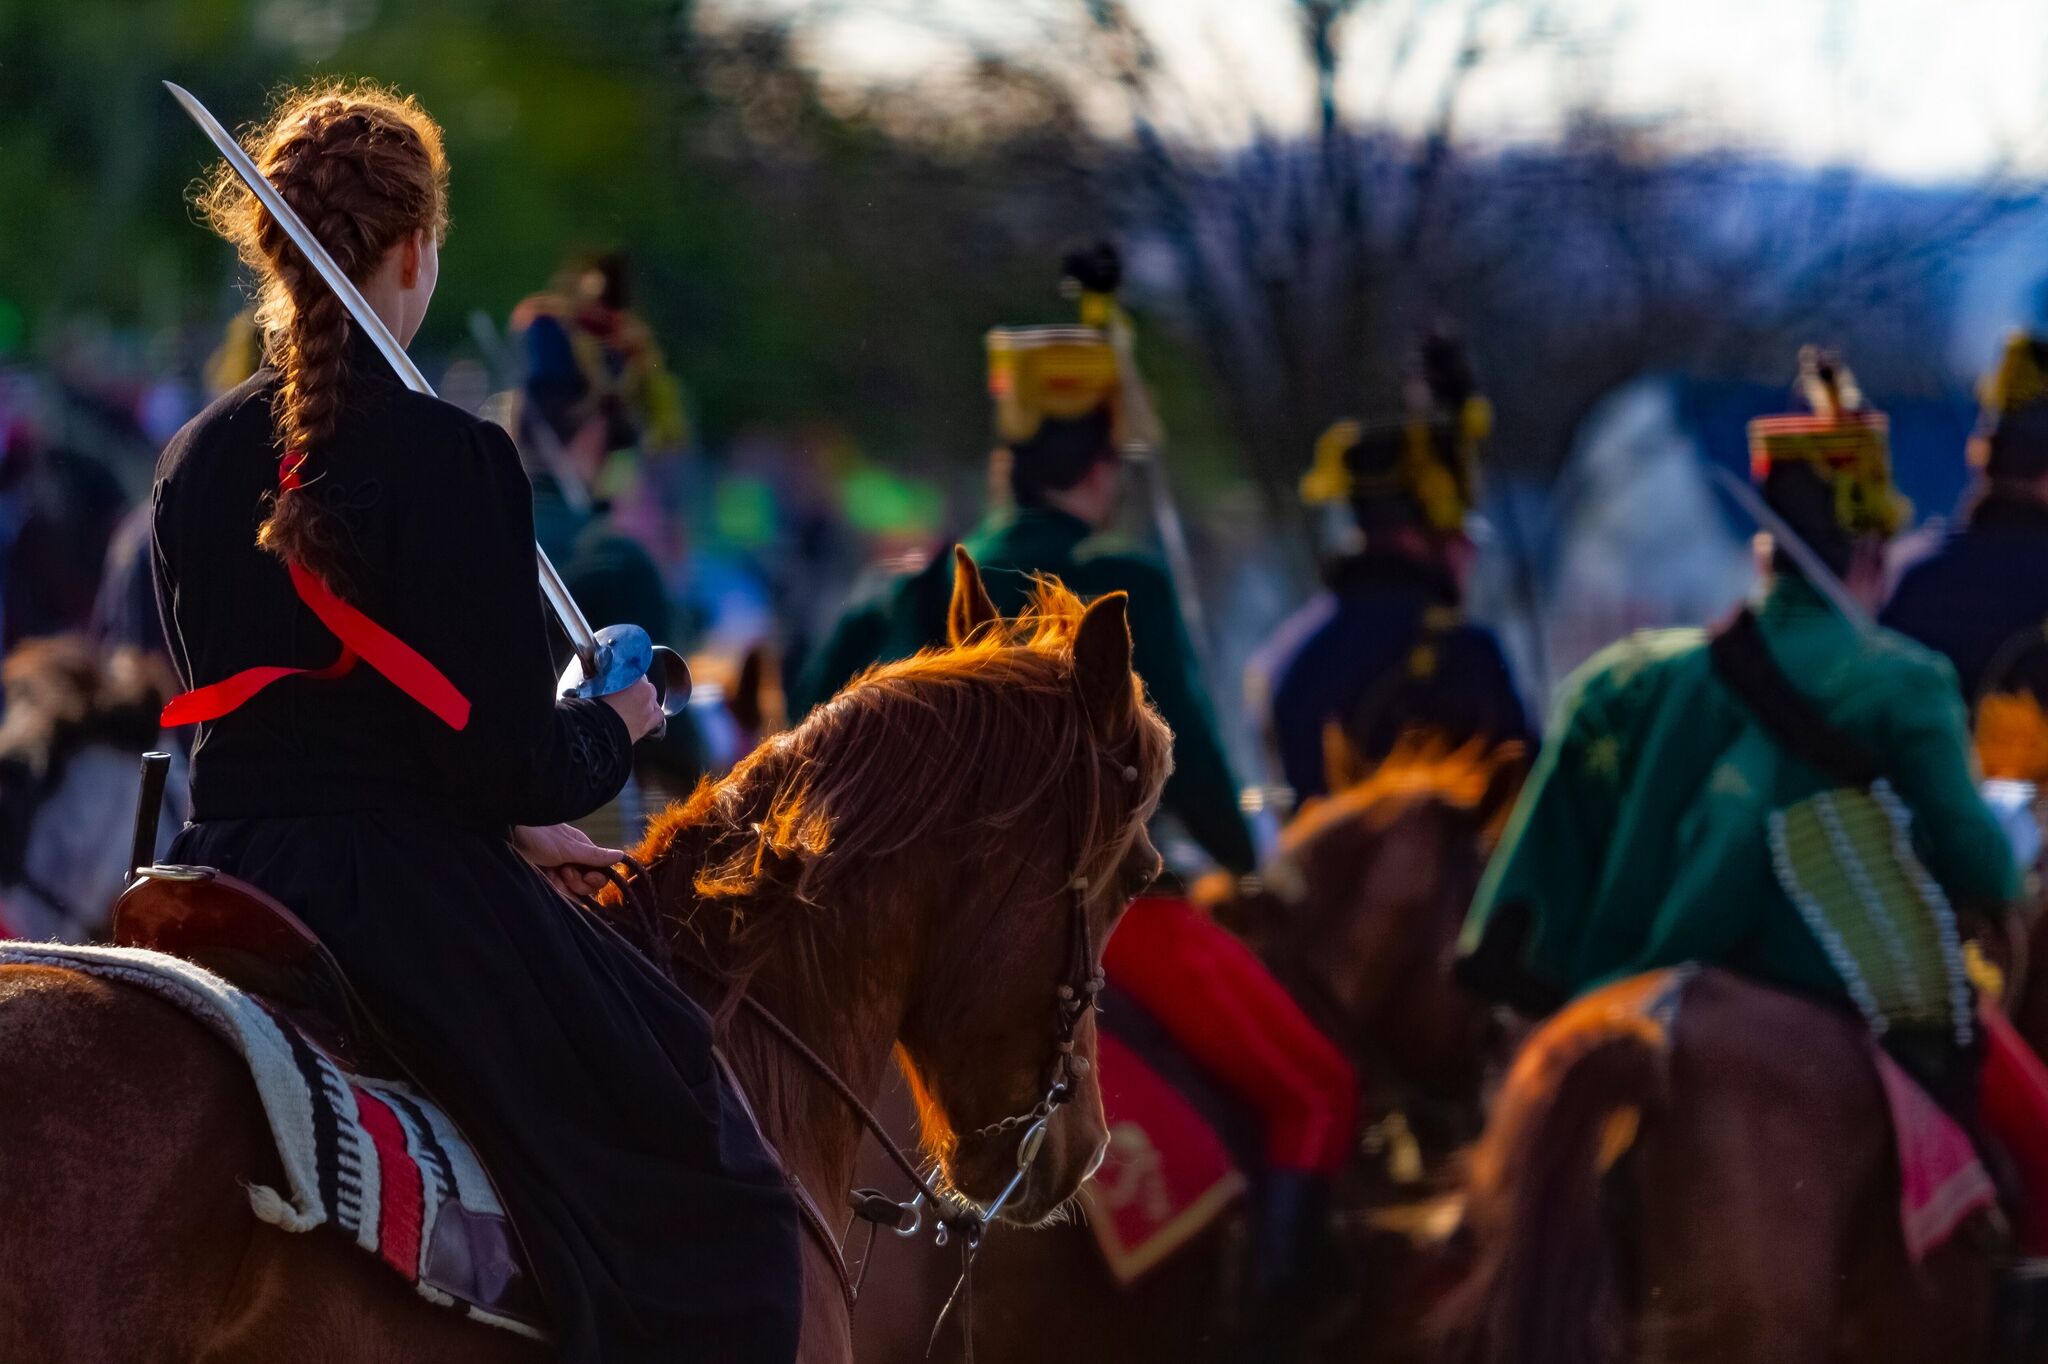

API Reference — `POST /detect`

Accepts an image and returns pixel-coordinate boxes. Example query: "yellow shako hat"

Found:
[1301,332,1492,533]
[1971,331,2048,479]
[1747,346,1909,538]
[986,325,1122,448]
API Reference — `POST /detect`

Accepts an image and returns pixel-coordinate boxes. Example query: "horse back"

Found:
[0,966,539,1363]
[0,964,274,1358]
[1639,970,1987,1363]
[1456,969,1985,1364]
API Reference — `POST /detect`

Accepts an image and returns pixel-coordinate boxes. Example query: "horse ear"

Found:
[1322,720,1369,793]
[1073,591,1137,738]
[948,546,1000,647]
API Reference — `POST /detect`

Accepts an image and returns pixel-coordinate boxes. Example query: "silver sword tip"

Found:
[163,82,210,125]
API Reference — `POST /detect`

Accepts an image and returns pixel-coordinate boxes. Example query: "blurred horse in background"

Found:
[1445,968,1997,1364]
[853,735,1525,1364]
[0,636,180,940]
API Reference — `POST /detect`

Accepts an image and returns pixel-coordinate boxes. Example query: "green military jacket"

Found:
[1461,574,2019,1005]
[793,506,1257,874]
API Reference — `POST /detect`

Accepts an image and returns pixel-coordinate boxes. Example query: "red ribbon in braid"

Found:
[160,450,472,731]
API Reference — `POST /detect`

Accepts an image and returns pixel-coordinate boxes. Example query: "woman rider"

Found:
[151,83,799,1362]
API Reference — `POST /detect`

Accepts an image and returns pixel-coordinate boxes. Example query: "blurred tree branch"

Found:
[748,0,2032,556]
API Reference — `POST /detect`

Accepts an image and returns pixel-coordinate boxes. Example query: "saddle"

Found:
[101,861,546,1335]
[111,863,378,1069]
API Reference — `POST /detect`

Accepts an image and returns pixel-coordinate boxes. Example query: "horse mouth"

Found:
[938,1148,1088,1228]
[989,1169,1069,1228]
[941,1111,1110,1226]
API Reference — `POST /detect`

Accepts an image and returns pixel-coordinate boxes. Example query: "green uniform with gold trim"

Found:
[1460,575,2018,1008]
[793,506,1257,875]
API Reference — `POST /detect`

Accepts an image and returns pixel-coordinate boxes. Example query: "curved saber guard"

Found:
[557,625,693,719]
[162,81,641,693]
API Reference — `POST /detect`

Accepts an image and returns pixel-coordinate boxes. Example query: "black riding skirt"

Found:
[171,811,801,1364]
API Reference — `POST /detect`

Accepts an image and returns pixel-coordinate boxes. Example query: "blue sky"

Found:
[735,0,2048,181]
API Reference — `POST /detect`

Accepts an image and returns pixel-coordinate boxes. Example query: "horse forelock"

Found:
[643,580,1164,892]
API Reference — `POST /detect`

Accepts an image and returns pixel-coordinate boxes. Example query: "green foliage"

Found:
[0,1,687,337]
[0,1,1251,499]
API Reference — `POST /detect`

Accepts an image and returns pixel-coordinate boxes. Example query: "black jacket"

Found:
[153,337,629,825]
[1883,490,2048,704]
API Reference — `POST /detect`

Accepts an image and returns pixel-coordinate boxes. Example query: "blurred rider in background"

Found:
[1247,331,1529,806]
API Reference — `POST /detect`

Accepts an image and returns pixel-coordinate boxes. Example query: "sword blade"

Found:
[1707,465,1874,635]
[163,82,602,674]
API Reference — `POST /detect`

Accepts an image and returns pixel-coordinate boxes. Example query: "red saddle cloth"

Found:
[1082,895,1357,1284]
[1082,1029,1249,1284]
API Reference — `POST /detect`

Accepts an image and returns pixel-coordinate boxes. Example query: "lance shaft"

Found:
[1103,312,1215,665]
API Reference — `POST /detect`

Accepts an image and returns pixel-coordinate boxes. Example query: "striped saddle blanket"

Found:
[0,941,545,1339]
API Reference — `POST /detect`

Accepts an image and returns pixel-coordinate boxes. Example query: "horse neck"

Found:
[1271,800,1455,1043]
[712,879,923,1213]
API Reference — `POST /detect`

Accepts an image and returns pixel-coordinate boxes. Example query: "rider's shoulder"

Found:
[376,380,506,449]
[1568,626,1709,705]
[1444,615,1513,654]
[1071,542,1172,601]
[156,368,278,478]
[395,404,524,494]
[1857,622,1963,693]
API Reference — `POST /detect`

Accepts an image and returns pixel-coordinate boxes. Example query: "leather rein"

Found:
[585,845,1105,1337]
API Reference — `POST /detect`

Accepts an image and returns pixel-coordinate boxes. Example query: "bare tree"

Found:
[740,0,2030,508]
[701,0,2040,714]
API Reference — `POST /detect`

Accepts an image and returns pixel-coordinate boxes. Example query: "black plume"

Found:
[1061,241,1123,295]
[1413,328,1477,414]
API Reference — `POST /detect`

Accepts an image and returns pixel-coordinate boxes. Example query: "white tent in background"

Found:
[1470,375,1756,722]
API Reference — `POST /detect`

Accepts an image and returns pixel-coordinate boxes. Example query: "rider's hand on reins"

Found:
[514,823,626,897]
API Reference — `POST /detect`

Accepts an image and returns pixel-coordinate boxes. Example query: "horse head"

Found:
[635,548,1170,1230]
[896,548,1170,1223]
[1214,732,1524,1107]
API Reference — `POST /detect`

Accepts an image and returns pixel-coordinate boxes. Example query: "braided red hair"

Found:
[197,80,448,590]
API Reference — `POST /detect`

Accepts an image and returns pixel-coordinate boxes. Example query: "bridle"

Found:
[589,824,1110,1354]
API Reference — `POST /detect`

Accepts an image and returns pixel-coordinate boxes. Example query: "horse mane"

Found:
[1199,732,1520,995]
[633,576,1172,999]
[1286,733,1526,854]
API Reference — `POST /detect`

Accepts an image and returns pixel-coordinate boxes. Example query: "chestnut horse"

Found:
[1447,968,1996,1364]
[852,738,1524,1364]
[0,554,1171,1364]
